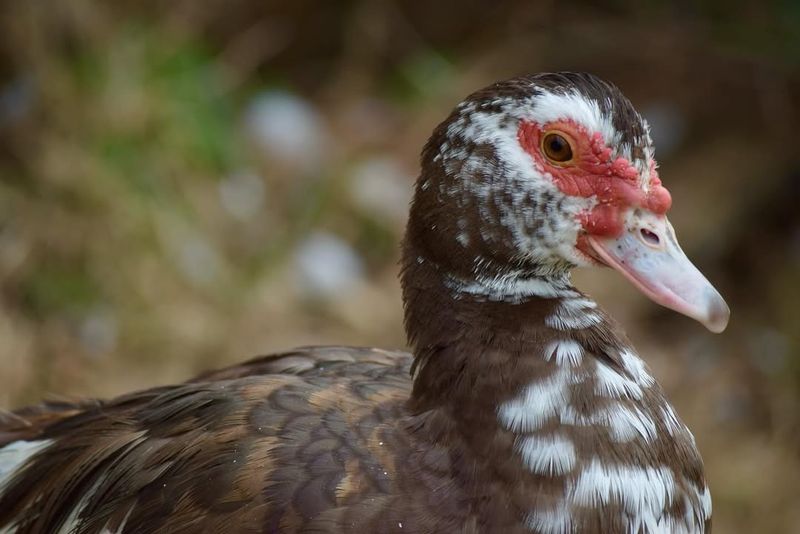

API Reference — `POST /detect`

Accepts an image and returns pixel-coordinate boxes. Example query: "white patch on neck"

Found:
[594,360,644,400]
[557,297,597,313]
[544,297,603,331]
[543,340,583,367]
[517,434,576,476]
[448,271,577,302]
[0,439,52,492]
[545,310,602,330]
[570,459,679,532]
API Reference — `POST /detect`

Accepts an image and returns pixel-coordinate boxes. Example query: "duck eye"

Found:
[541,132,574,164]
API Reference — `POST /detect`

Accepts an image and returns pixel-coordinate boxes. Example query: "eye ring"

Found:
[541,132,575,165]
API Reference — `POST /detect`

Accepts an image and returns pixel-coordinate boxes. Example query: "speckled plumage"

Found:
[0,73,716,533]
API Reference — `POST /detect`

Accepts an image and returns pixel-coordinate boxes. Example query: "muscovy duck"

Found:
[0,72,729,534]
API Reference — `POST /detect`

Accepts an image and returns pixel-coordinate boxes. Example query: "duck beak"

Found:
[586,209,729,333]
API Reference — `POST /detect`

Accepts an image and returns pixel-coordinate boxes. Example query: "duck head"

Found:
[404,72,729,333]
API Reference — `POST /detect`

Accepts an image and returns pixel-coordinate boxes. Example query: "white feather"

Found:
[0,439,52,492]
[517,434,576,476]
[700,484,712,518]
[604,405,658,443]
[498,377,569,433]
[620,349,656,387]
[545,311,602,330]
[560,402,657,444]
[543,340,584,367]
[525,503,573,534]
[570,459,679,532]
[448,271,577,302]
[594,360,644,400]
[528,90,618,148]
[498,366,586,432]
[660,403,687,438]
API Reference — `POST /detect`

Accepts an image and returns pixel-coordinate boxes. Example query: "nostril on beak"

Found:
[640,228,660,246]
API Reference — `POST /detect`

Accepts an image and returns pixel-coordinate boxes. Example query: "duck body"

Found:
[0,341,709,533]
[0,73,727,533]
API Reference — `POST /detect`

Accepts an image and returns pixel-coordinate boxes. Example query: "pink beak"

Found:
[587,209,730,333]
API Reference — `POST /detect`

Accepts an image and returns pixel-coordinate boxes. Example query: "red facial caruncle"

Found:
[516,117,728,333]
[517,119,671,239]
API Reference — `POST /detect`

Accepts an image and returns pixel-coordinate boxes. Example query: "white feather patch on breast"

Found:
[525,502,572,534]
[545,311,602,331]
[517,434,576,476]
[498,370,572,433]
[559,403,658,444]
[619,349,656,387]
[545,299,602,331]
[498,336,707,531]
[542,339,584,367]
[570,459,678,531]
[594,359,644,400]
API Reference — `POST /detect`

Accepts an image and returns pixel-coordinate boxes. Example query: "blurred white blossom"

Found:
[293,232,364,299]
[245,90,329,173]
[157,217,225,288]
[79,307,118,357]
[349,156,412,223]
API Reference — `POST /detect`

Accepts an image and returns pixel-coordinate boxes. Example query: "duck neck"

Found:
[400,247,622,414]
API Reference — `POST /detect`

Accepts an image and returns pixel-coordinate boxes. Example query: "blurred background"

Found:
[0,1,798,531]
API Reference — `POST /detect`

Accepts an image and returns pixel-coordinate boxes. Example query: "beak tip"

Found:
[703,296,730,334]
